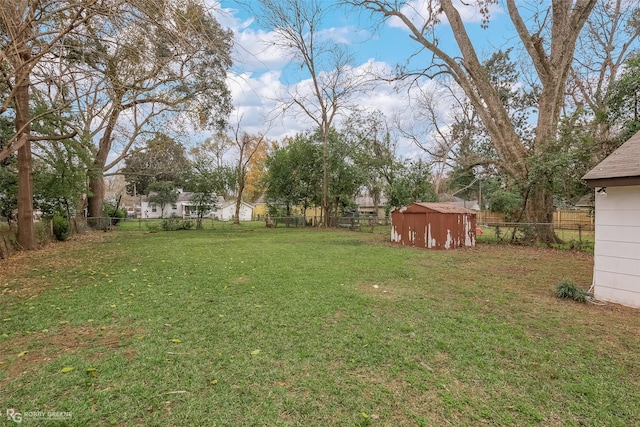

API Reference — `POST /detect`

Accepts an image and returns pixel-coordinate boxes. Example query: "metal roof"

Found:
[402,202,477,215]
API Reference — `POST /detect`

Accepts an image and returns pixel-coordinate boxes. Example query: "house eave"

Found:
[584,176,640,188]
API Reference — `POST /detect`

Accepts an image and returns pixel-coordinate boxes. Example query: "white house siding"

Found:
[594,185,640,308]
[215,201,254,221]
[141,201,176,219]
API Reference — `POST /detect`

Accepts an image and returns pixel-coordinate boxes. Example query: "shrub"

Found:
[52,213,71,241]
[161,217,194,231]
[146,223,161,232]
[34,220,51,246]
[103,200,127,225]
[554,280,589,303]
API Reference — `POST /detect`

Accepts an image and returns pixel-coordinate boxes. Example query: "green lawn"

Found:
[1,226,638,426]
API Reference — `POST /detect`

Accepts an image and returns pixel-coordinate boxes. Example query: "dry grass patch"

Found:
[0,231,120,300]
[0,324,142,387]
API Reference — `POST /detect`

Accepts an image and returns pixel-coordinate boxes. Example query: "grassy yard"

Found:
[1,225,638,426]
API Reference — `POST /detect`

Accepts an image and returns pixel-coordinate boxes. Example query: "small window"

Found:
[151,206,157,212]
[172,204,177,210]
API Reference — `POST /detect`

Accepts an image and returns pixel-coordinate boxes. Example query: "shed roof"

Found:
[401,202,476,215]
[582,131,640,187]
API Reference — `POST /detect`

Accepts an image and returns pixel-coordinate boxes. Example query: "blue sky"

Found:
[212,0,517,154]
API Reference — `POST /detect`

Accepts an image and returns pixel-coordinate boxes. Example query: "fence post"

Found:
[578,224,583,244]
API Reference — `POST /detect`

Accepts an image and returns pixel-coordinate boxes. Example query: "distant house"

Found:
[355,196,388,219]
[573,193,594,211]
[582,131,640,309]
[252,195,268,220]
[215,200,254,221]
[141,191,224,219]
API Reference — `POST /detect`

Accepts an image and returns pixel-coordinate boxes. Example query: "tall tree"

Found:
[248,0,370,226]
[244,139,271,203]
[344,110,398,216]
[188,137,236,199]
[182,156,220,229]
[121,133,190,196]
[569,0,640,156]
[386,159,438,211]
[607,52,640,140]
[325,129,366,219]
[408,50,537,202]
[263,136,322,217]
[146,181,178,219]
[0,0,102,249]
[65,0,233,224]
[228,120,267,225]
[350,0,597,243]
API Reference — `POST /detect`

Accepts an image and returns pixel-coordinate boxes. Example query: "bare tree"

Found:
[1,0,111,249]
[349,0,596,243]
[569,0,640,155]
[229,121,267,225]
[393,81,472,195]
[1,0,233,246]
[65,0,233,224]
[245,0,371,226]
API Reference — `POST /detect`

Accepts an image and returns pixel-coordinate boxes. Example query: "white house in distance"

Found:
[215,200,254,221]
[582,131,640,308]
[141,191,225,219]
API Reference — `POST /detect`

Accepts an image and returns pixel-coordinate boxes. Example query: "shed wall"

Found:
[391,207,476,250]
[594,185,640,308]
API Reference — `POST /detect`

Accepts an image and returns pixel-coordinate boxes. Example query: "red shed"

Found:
[391,203,476,249]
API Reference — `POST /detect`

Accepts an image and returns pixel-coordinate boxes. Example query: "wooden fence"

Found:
[477,210,594,231]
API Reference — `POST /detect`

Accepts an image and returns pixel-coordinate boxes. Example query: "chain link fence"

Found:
[1,214,594,259]
[477,222,594,251]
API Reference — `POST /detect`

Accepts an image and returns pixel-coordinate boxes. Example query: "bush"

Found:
[554,280,589,303]
[103,200,127,225]
[161,217,194,231]
[34,220,51,246]
[52,213,71,241]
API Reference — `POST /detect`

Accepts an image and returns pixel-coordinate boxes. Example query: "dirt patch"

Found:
[230,275,250,284]
[0,231,118,299]
[0,324,142,387]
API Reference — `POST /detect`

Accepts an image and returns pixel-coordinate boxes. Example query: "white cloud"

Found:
[317,26,356,45]
[224,54,461,160]
[210,1,293,72]
[213,1,466,158]
[232,28,292,72]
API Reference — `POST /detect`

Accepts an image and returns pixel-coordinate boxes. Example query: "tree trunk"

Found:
[16,136,36,250]
[86,102,121,226]
[234,166,245,225]
[321,127,330,227]
[15,46,36,250]
[234,185,244,225]
[87,174,105,227]
[372,190,380,222]
[522,186,562,245]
